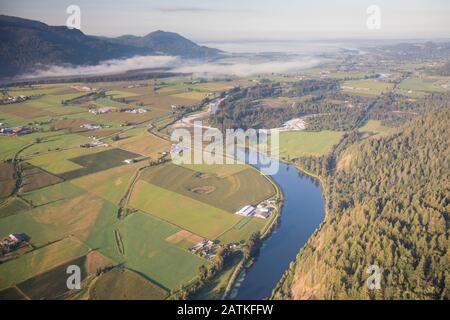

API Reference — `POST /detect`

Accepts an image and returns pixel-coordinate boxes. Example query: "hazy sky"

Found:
[1,0,449,40]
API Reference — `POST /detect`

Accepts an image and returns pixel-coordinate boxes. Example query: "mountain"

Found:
[272,109,449,300]
[0,15,222,79]
[110,30,222,59]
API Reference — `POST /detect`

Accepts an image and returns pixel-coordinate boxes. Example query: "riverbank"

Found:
[228,152,327,300]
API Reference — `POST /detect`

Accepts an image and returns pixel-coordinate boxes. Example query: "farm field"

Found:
[20,180,86,207]
[71,162,144,204]
[275,130,343,160]
[15,255,88,300]
[0,77,278,300]
[397,77,449,95]
[20,163,63,193]
[0,162,15,198]
[0,136,30,160]
[129,180,242,239]
[110,130,170,159]
[20,133,90,158]
[358,120,391,137]
[59,148,142,180]
[341,80,394,96]
[0,197,29,218]
[218,217,267,244]
[0,192,117,246]
[89,268,168,300]
[26,147,105,175]
[118,212,204,290]
[140,163,275,212]
[0,237,89,291]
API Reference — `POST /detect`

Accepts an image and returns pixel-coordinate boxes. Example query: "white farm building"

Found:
[235,205,255,216]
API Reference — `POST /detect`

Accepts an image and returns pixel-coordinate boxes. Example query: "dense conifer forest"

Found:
[273,109,449,299]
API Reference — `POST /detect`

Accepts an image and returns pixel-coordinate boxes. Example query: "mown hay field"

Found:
[110,131,170,159]
[276,130,343,160]
[71,162,143,205]
[0,237,89,291]
[140,163,276,212]
[118,212,204,290]
[89,268,168,300]
[341,80,394,96]
[129,180,241,239]
[60,148,141,180]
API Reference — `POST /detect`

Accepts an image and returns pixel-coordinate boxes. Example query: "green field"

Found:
[0,78,283,299]
[341,80,394,96]
[218,217,267,244]
[140,164,275,212]
[71,163,142,204]
[20,163,63,193]
[16,255,88,300]
[397,77,449,96]
[89,268,168,300]
[118,212,204,290]
[358,120,390,137]
[26,147,103,175]
[20,181,86,207]
[59,148,141,180]
[21,133,89,158]
[0,197,29,219]
[275,131,343,160]
[0,238,89,290]
[130,180,242,239]
[0,136,30,161]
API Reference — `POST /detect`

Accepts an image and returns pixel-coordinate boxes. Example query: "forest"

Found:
[272,109,449,299]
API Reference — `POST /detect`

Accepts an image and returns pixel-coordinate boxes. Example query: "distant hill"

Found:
[0,15,222,79]
[110,30,222,59]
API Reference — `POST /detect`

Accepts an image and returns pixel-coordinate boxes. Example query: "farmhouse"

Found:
[9,233,25,242]
[253,208,272,219]
[1,95,31,105]
[124,108,147,114]
[190,240,214,254]
[80,139,109,148]
[89,107,114,115]
[81,123,102,130]
[235,205,255,216]
[0,126,32,136]
[0,233,26,256]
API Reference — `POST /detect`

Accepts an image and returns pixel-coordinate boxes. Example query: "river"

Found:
[232,149,326,300]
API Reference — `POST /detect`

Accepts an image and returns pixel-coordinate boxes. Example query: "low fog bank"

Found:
[19,54,325,80]
[172,57,323,77]
[19,55,178,79]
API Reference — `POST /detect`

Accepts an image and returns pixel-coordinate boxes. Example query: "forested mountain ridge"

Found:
[272,109,449,299]
[0,15,149,78]
[110,30,222,59]
[0,15,221,78]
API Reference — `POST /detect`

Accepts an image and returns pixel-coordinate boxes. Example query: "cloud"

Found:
[172,58,323,77]
[21,55,178,79]
[19,54,324,80]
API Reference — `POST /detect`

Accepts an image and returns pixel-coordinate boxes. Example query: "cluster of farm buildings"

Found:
[235,199,276,219]
[0,234,26,256]
[89,107,147,115]
[0,95,32,105]
[190,240,216,260]
[0,125,33,136]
